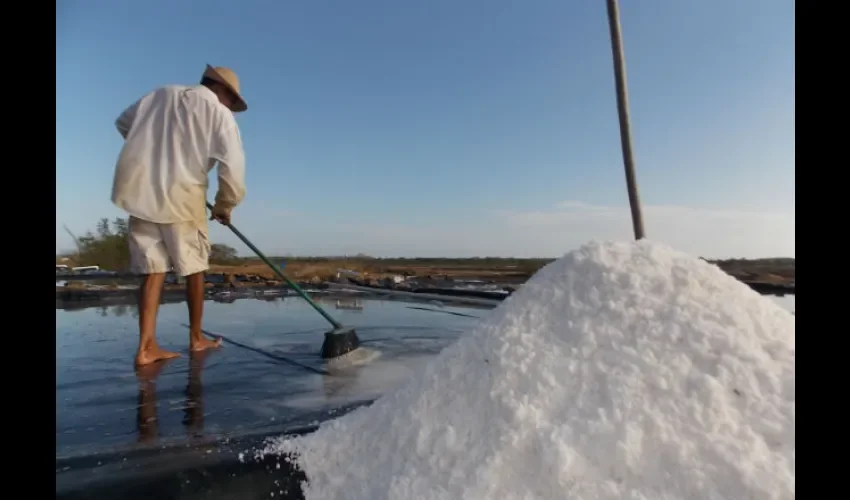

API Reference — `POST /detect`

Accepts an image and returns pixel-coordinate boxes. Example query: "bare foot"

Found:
[190,336,222,352]
[135,347,182,367]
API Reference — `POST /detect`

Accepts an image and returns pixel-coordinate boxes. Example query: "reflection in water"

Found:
[64,293,476,318]
[134,351,214,443]
[335,299,365,312]
[76,305,142,317]
[58,302,93,313]
[79,296,302,316]
[182,350,213,438]
[112,304,129,317]
[135,360,169,443]
[97,304,138,318]
[257,294,282,303]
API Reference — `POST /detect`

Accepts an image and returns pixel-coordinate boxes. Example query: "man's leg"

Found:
[186,271,219,350]
[164,221,221,351]
[129,217,181,366]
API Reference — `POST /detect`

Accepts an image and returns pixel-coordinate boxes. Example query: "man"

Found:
[111,64,248,367]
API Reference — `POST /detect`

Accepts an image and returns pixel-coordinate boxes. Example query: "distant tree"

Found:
[112,217,129,237]
[96,218,112,238]
[76,217,131,271]
[210,243,239,264]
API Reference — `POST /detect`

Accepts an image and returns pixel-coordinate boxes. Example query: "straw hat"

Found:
[202,64,247,112]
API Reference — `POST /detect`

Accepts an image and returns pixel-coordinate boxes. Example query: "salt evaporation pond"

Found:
[257,241,795,500]
[57,250,794,499]
[57,297,483,458]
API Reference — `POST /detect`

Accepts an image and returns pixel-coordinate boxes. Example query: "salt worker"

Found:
[110,64,248,366]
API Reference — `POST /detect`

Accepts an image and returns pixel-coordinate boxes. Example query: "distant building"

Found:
[72,266,101,274]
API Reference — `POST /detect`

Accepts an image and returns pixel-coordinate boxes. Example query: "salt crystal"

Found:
[260,240,795,500]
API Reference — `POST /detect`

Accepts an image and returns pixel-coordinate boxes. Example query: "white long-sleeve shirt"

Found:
[111,84,246,226]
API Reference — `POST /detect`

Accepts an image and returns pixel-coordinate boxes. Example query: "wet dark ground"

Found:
[57,297,481,498]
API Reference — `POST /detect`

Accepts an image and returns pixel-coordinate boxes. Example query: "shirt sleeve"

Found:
[210,120,247,210]
[115,98,141,139]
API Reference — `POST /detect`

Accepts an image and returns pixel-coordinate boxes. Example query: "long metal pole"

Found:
[606,0,646,240]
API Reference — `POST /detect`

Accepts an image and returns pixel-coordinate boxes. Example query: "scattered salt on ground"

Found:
[257,240,795,500]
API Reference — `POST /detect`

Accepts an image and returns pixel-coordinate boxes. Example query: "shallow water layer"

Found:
[56,297,480,458]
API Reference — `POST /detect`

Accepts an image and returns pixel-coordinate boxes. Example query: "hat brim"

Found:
[230,97,247,113]
[204,65,248,113]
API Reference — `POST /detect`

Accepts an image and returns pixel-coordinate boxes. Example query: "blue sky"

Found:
[57,0,794,259]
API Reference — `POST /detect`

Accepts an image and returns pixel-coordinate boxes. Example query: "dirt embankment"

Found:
[208,261,531,284]
[707,258,794,285]
[208,257,795,287]
[58,256,795,294]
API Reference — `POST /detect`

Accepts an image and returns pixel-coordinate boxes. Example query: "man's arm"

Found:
[115,98,142,139]
[210,122,247,210]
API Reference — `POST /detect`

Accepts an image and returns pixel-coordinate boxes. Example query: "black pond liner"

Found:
[57,302,474,499]
[56,403,371,500]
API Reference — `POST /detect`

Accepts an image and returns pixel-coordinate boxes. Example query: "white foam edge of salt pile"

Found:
[253,240,795,500]
[324,347,382,372]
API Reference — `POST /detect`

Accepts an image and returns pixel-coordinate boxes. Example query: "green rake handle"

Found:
[206,201,343,330]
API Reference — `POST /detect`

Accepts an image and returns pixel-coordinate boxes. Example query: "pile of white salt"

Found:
[259,240,795,499]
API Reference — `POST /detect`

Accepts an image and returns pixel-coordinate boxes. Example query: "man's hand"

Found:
[210,204,232,225]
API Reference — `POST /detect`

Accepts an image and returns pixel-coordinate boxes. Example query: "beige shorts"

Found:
[128,217,210,277]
